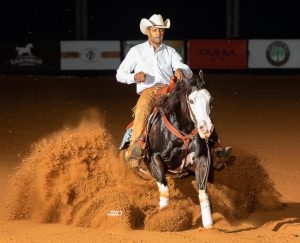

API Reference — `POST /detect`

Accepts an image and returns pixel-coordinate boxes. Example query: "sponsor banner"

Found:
[123,40,185,61]
[248,39,300,68]
[188,39,247,69]
[0,42,60,71]
[61,41,120,70]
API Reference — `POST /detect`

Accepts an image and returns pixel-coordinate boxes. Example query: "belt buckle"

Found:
[155,84,164,90]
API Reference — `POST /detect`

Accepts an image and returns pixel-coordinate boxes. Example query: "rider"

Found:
[116,13,231,168]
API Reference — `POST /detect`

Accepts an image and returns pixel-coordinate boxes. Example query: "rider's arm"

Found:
[171,50,193,79]
[116,48,137,84]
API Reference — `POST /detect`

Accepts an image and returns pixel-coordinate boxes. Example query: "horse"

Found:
[120,73,215,228]
[16,43,33,56]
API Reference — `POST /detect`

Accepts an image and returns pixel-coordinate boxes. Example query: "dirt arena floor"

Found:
[0,73,299,242]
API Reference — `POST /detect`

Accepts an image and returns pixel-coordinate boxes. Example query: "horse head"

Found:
[184,77,214,139]
[158,73,214,139]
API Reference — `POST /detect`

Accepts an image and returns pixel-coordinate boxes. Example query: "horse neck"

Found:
[168,98,194,134]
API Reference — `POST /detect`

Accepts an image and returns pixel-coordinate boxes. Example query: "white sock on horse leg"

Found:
[199,190,213,228]
[159,196,169,209]
[157,182,169,209]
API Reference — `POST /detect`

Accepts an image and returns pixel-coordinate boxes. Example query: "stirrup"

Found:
[125,144,144,168]
[128,158,140,168]
[125,150,140,168]
[130,143,144,159]
[129,143,145,161]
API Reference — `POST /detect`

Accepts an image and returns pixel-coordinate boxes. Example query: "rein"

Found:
[161,114,197,163]
[159,76,198,164]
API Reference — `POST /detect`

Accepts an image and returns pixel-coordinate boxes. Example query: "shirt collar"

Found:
[147,41,164,53]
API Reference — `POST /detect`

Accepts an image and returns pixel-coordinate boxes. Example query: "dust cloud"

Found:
[5,109,282,232]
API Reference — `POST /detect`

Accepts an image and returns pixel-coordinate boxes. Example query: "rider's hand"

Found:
[134,71,146,83]
[174,68,184,81]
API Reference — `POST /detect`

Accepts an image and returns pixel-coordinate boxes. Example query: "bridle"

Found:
[161,88,198,165]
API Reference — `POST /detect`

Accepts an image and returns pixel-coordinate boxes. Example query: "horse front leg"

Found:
[150,153,169,209]
[195,156,213,228]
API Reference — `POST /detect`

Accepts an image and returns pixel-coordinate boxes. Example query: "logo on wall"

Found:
[80,48,99,63]
[266,41,290,66]
[198,48,237,61]
[10,43,43,66]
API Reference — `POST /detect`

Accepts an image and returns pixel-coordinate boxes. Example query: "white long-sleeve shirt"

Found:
[116,41,193,94]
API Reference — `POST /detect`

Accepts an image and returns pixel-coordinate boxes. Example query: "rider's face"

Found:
[147,27,165,46]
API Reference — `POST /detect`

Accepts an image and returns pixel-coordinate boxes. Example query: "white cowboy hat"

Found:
[139,14,171,35]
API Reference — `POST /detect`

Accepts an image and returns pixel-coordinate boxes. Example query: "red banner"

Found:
[188,40,247,69]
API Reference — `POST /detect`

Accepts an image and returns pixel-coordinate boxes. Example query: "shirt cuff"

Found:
[182,69,193,79]
[126,73,136,84]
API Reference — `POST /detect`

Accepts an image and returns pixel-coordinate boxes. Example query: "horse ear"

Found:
[199,70,205,82]
[199,70,204,81]
[198,70,206,88]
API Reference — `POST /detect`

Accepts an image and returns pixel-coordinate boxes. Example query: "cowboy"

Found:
[116,14,231,168]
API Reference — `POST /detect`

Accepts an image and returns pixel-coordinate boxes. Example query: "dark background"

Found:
[0,0,298,41]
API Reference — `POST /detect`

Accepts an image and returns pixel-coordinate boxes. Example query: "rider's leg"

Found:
[127,86,158,167]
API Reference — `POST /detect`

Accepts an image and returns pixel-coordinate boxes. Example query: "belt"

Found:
[153,83,167,89]
[140,84,167,94]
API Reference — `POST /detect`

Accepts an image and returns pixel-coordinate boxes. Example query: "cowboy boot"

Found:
[125,149,139,168]
[126,137,145,168]
[214,140,232,162]
[215,147,232,160]
[213,144,232,170]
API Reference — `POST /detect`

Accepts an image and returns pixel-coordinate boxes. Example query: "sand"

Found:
[0,73,299,242]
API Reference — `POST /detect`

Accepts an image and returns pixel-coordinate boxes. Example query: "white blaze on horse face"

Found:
[188,89,214,139]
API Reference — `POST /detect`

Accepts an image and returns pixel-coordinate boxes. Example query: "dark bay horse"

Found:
[120,75,215,228]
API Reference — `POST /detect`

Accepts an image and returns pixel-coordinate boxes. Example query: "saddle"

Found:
[119,104,160,151]
[119,76,177,151]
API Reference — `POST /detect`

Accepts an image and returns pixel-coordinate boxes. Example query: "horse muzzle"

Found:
[198,124,214,139]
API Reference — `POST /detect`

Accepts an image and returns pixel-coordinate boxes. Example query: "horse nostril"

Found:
[198,121,207,133]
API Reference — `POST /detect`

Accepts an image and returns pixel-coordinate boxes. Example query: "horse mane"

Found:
[157,78,205,118]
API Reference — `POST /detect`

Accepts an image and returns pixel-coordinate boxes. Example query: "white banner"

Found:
[248,39,300,68]
[60,41,120,70]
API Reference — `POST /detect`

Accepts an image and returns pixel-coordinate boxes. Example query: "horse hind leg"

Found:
[157,182,169,209]
[150,153,169,209]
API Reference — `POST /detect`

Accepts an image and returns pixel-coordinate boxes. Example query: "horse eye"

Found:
[189,99,194,104]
